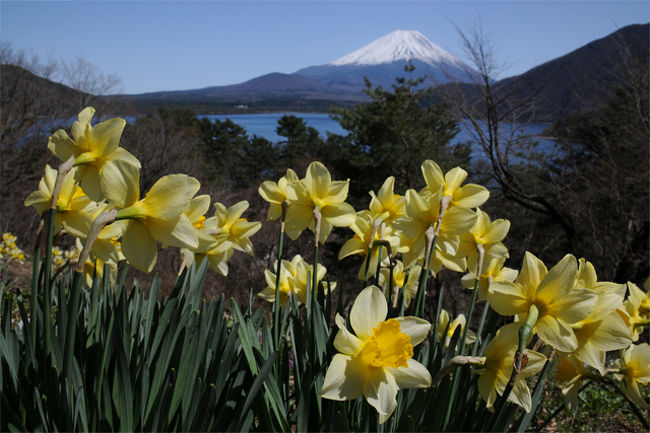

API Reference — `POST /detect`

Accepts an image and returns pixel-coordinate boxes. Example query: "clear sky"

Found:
[1,1,648,94]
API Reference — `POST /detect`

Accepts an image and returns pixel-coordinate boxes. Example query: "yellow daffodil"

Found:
[204,201,261,257]
[115,174,200,273]
[258,254,335,305]
[285,161,356,243]
[555,355,588,409]
[378,261,420,307]
[67,238,118,287]
[368,176,406,224]
[618,280,650,342]
[48,107,141,206]
[24,164,98,234]
[63,203,127,264]
[339,210,403,279]
[393,188,475,271]
[258,168,299,220]
[179,195,219,266]
[0,233,25,263]
[461,257,518,301]
[456,208,510,274]
[567,259,632,374]
[477,322,546,412]
[420,160,489,209]
[321,286,432,424]
[614,343,650,408]
[436,309,476,347]
[488,253,598,353]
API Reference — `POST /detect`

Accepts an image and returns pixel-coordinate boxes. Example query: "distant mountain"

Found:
[111,24,648,121]
[455,23,649,122]
[296,30,479,91]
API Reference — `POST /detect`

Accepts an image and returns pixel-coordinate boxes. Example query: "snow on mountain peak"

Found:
[331,30,462,67]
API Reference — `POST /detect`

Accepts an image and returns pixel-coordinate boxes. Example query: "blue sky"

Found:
[1,1,648,94]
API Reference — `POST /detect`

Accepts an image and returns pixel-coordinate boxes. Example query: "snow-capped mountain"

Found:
[296,30,478,91]
[331,30,464,67]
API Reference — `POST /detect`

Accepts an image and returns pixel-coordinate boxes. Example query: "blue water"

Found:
[199,112,347,143]
[199,112,560,160]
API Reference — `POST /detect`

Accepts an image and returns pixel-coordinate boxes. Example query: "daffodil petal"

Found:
[387,358,432,389]
[122,221,157,272]
[147,215,199,250]
[395,316,431,346]
[350,286,387,341]
[509,380,532,412]
[143,174,200,220]
[100,159,140,208]
[536,316,578,353]
[364,368,399,424]
[320,354,365,401]
[334,314,363,355]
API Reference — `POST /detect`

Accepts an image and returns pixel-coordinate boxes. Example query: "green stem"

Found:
[30,221,43,360]
[273,202,287,349]
[472,300,491,356]
[374,244,383,287]
[63,270,83,379]
[43,208,55,356]
[458,244,484,356]
[414,225,437,317]
[312,207,321,303]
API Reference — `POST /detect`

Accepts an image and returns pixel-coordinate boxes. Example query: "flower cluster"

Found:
[21,108,649,425]
[257,158,648,421]
[0,233,25,264]
[25,107,261,283]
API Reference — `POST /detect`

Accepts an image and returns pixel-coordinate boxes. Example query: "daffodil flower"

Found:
[420,160,489,209]
[114,173,201,273]
[179,195,220,268]
[258,168,299,220]
[321,286,432,424]
[368,176,406,224]
[258,254,335,305]
[618,280,650,342]
[477,322,546,412]
[456,208,510,274]
[613,343,650,408]
[285,161,356,243]
[62,203,127,265]
[393,188,475,271]
[339,210,403,279]
[488,253,598,353]
[378,260,420,307]
[567,259,632,374]
[461,257,518,301]
[555,355,588,409]
[205,201,261,256]
[48,107,141,206]
[436,309,476,347]
[25,164,99,234]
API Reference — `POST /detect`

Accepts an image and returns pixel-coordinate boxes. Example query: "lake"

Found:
[199,112,558,155]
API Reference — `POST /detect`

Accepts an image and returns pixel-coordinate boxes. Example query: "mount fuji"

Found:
[296,30,479,92]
